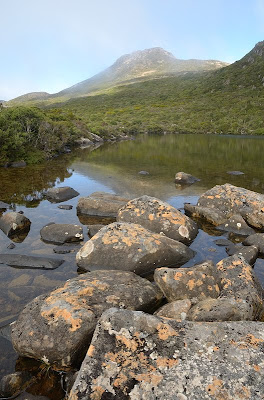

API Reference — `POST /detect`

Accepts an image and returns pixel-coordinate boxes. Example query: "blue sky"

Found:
[1,0,264,100]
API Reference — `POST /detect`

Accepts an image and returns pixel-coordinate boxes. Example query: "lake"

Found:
[1,133,264,387]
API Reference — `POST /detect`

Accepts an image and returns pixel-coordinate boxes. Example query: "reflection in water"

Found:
[1,133,264,387]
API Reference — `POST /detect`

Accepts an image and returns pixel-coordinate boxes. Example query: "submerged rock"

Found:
[57,204,73,210]
[175,171,200,185]
[0,254,64,270]
[69,308,264,400]
[11,270,162,369]
[0,212,31,238]
[154,261,220,303]
[117,195,198,244]
[76,222,195,275]
[185,183,264,229]
[53,244,80,254]
[46,187,79,203]
[40,223,83,244]
[77,192,129,218]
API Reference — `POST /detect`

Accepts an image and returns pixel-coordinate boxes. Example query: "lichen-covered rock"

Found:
[154,299,191,321]
[46,187,79,203]
[185,183,264,229]
[216,255,264,320]
[40,223,83,244]
[0,212,31,238]
[154,261,220,302]
[175,171,199,185]
[187,297,256,322]
[117,195,198,244]
[69,308,264,400]
[76,222,194,275]
[216,214,255,236]
[225,244,258,265]
[243,233,264,255]
[77,192,128,218]
[11,270,162,369]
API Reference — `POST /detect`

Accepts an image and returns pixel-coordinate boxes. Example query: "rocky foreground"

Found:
[1,184,264,399]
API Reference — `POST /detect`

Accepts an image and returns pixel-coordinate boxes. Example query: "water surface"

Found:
[1,133,264,383]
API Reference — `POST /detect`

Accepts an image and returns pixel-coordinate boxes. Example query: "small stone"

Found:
[138,170,149,175]
[175,172,200,185]
[7,243,16,249]
[227,170,244,175]
[57,204,73,210]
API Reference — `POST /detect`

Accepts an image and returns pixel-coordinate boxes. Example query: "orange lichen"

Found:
[41,307,82,332]
[174,272,183,280]
[155,357,179,368]
[157,323,178,340]
[87,345,95,357]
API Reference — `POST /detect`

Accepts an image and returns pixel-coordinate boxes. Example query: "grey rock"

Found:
[7,242,16,249]
[184,203,227,225]
[194,183,264,230]
[46,186,79,203]
[216,214,255,236]
[76,222,195,276]
[154,299,191,320]
[0,212,31,238]
[226,244,258,265]
[9,160,27,168]
[154,261,220,303]
[214,238,233,246]
[40,223,83,244]
[175,171,200,185]
[87,224,105,238]
[53,244,81,254]
[117,195,198,244]
[0,201,9,209]
[138,170,149,175]
[216,255,264,320]
[57,204,73,210]
[243,233,264,255]
[69,308,264,400]
[11,270,163,369]
[77,192,129,218]
[0,371,31,398]
[0,254,64,270]
[227,170,244,175]
[188,297,257,322]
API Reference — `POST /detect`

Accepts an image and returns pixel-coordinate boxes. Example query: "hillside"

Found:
[8,47,228,105]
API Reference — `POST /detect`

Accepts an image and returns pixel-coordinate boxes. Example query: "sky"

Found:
[1,0,264,100]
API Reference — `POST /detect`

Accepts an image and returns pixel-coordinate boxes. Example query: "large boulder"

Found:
[46,187,79,203]
[69,308,264,400]
[40,223,83,244]
[77,192,129,218]
[11,270,163,369]
[117,195,198,244]
[184,183,264,229]
[175,171,199,185]
[76,222,195,275]
[154,261,220,303]
[0,212,31,238]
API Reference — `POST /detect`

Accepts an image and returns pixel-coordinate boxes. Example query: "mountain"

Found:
[8,92,50,105]
[8,47,228,104]
[205,40,264,90]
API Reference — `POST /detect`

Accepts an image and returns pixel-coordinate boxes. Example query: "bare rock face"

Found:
[184,183,264,229]
[154,261,220,303]
[11,270,162,369]
[117,195,198,244]
[175,171,199,185]
[69,308,264,400]
[46,187,79,203]
[76,222,195,275]
[0,212,31,238]
[40,223,83,245]
[77,192,129,218]
[154,299,191,320]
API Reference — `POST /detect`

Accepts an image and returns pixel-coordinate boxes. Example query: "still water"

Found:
[1,133,264,383]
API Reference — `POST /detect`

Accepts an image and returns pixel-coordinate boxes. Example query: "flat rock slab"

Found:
[175,171,200,185]
[69,308,264,400]
[53,244,81,254]
[0,201,9,210]
[76,222,195,276]
[154,261,220,302]
[77,192,129,218]
[0,212,31,238]
[40,224,83,245]
[0,254,64,270]
[11,270,162,369]
[185,183,264,229]
[46,187,79,203]
[117,195,198,244]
